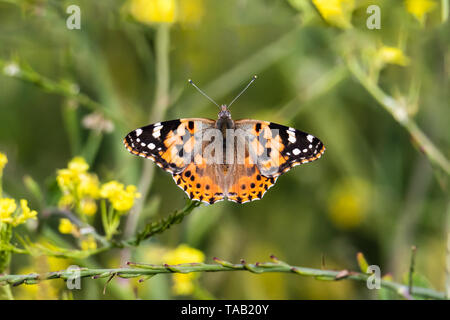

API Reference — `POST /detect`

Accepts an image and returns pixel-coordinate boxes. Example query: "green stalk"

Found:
[125,24,171,238]
[0,259,445,300]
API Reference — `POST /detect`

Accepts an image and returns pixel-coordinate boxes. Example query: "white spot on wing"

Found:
[293,148,300,155]
[153,130,161,138]
[288,135,296,143]
[135,129,143,136]
[307,134,314,142]
[148,143,156,150]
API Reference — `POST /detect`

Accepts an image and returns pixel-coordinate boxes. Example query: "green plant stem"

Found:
[0,259,445,300]
[443,0,449,23]
[0,59,125,128]
[120,200,201,247]
[347,58,450,176]
[125,24,172,238]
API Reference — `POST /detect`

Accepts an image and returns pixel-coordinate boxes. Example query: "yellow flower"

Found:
[129,0,176,24]
[0,198,37,226]
[57,157,91,191]
[58,218,75,234]
[58,193,75,209]
[14,199,38,225]
[80,198,97,216]
[100,181,140,213]
[0,152,7,173]
[56,168,76,191]
[327,178,370,230]
[77,173,100,199]
[0,198,16,224]
[80,235,97,251]
[312,0,355,29]
[163,244,205,264]
[172,274,195,295]
[56,157,100,217]
[68,156,89,173]
[405,0,437,24]
[377,46,411,67]
[163,244,205,295]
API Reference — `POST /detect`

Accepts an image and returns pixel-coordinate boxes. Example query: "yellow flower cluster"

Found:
[127,0,204,25]
[57,157,100,216]
[312,0,355,29]
[56,157,140,241]
[0,198,37,226]
[163,244,205,295]
[0,153,38,227]
[100,181,141,213]
[405,0,437,24]
[80,235,97,251]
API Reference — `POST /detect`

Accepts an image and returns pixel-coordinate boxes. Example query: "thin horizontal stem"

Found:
[0,259,445,300]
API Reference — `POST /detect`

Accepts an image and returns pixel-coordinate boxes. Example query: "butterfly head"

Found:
[218,104,231,119]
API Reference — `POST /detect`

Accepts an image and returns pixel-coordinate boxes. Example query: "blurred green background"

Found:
[0,0,449,299]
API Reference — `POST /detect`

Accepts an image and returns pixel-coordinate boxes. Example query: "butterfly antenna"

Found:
[228,75,257,108]
[188,79,220,108]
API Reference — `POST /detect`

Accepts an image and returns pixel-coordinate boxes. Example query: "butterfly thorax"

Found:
[216,104,234,132]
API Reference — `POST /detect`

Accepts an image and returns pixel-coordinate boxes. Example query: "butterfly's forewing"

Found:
[123,118,215,175]
[234,120,325,177]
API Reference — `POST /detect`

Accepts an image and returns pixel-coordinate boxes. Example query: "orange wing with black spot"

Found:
[226,164,277,204]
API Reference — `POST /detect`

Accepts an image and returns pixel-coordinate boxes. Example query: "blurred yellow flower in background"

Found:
[0,152,7,173]
[127,0,204,26]
[58,218,75,234]
[80,198,97,216]
[80,235,97,251]
[56,157,100,218]
[405,0,437,24]
[377,46,411,67]
[327,177,370,230]
[67,156,89,173]
[163,244,205,295]
[100,181,140,213]
[129,0,176,24]
[312,0,355,29]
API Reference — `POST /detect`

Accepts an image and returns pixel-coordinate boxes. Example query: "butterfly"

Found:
[123,76,325,204]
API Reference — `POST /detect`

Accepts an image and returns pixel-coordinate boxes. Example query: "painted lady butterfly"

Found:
[123,76,325,204]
